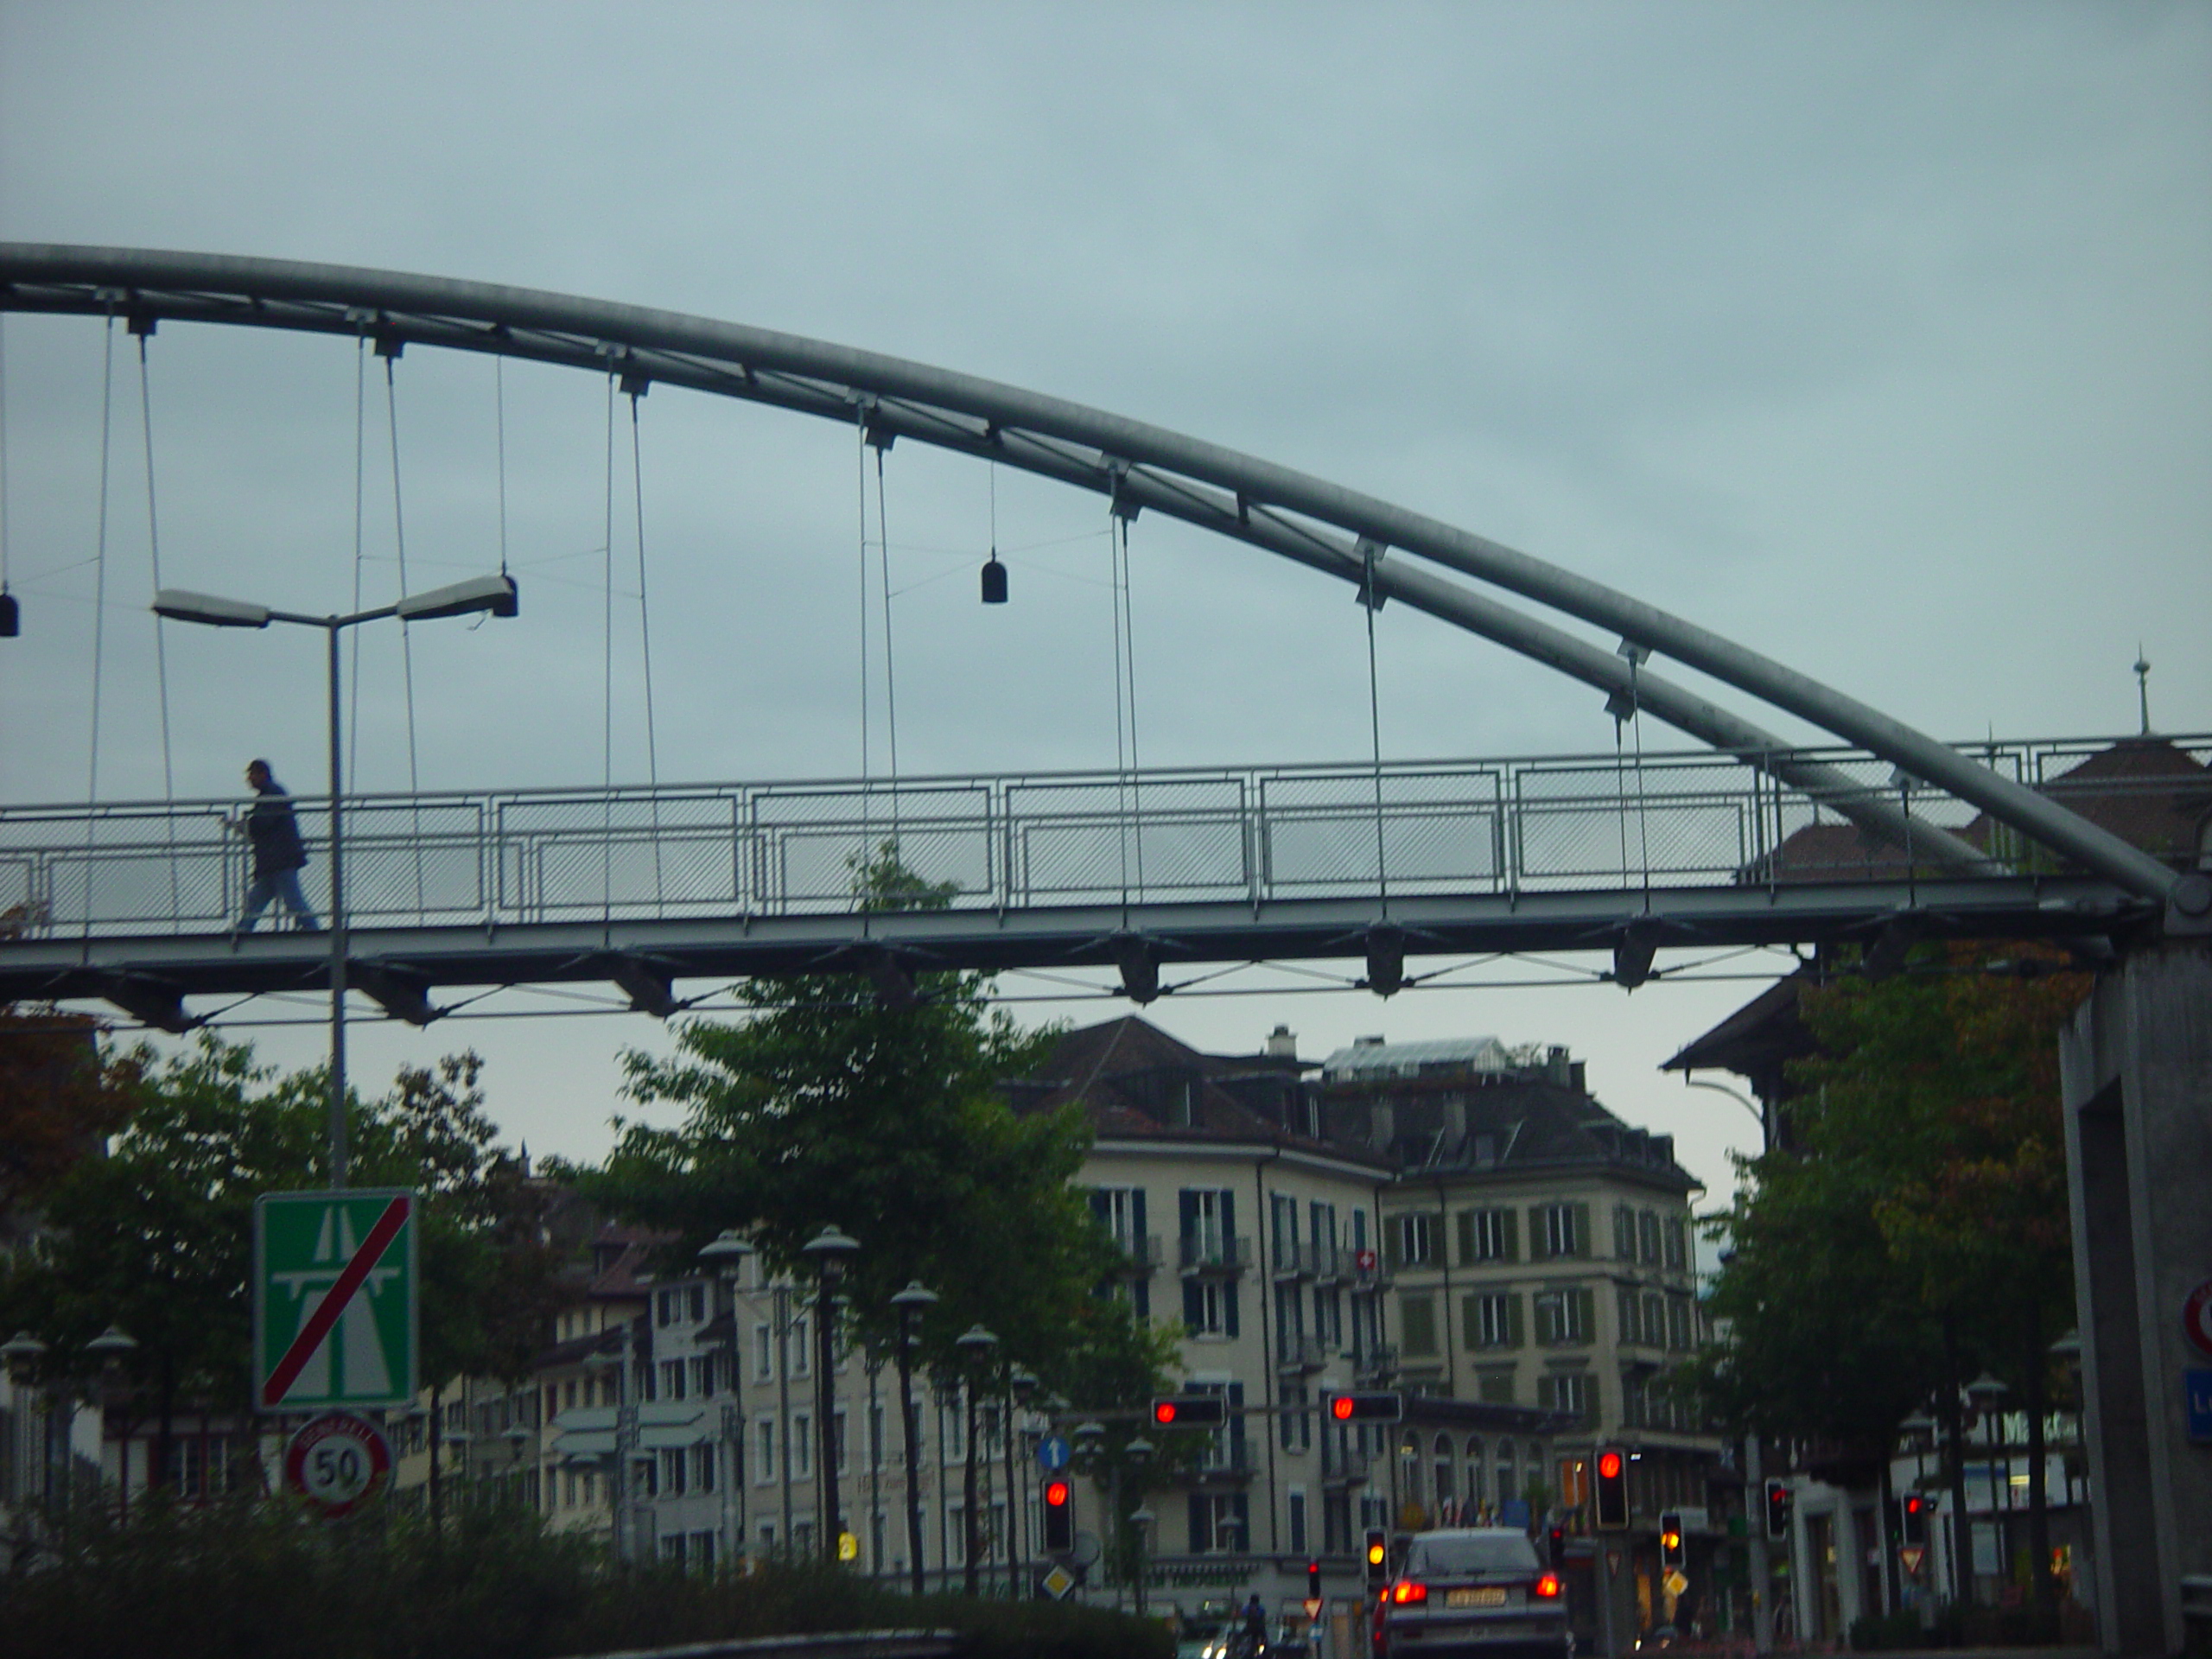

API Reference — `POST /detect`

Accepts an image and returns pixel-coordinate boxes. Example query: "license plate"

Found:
[1446,1587,1509,1609]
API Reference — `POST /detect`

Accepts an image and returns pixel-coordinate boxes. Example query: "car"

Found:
[1371,1527,1571,1659]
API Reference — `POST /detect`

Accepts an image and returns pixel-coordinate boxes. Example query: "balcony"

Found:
[1308,1238,1343,1283]
[1179,1233,1253,1276]
[1347,1253,1388,1294]
[1178,1441,1254,1484]
[1320,1440,1372,1486]
[1108,1233,1162,1277]
[1270,1236,1312,1281]
[1354,1344,1400,1386]
[1274,1332,1331,1374]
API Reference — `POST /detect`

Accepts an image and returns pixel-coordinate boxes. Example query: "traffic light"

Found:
[1364,1528,1390,1589]
[1901,1493,1928,1546]
[1659,1510,1685,1572]
[1041,1478,1073,1553]
[1308,1559,1323,1601]
[1548,1524,1568,1569]
[1324,1390,1404,1424]
[1764,1478,1793,1541]
[1592,1446,1630,1531]
[1151,1394,1228,1428]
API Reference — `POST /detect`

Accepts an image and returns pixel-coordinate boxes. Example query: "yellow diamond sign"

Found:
[1040,1563,1077,1600]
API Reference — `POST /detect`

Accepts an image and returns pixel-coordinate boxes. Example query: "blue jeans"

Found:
[240,867,321,932]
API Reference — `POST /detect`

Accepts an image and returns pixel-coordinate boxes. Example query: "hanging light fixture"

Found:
[980,553,1007,605]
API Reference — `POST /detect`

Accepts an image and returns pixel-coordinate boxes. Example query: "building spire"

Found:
[2133,645,2152,736]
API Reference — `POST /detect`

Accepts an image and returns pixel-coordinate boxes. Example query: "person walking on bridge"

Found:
[233,759,321,933]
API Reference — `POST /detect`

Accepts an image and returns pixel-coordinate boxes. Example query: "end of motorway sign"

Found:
[253,1190,418,1412]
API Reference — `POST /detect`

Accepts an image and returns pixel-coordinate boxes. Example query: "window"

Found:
[1314,1284,1343,1350]
[1539,1371,1593,1425]
[660,1359,687,1401]
[1495,1441,1517,1508]
[835,1408,849,1475]
[1640,1210,1662,1265]
[1459,1206,1516,1265]
[1667,1294,1694,1352]
[1288,1489,1308,1555]
[1394,1211,1434,1268]
[656,1289,675,1327]
[1664,1217,1688,1273]
[690,1284,707,1322]
[1181,1187,1233,1264]
[1533,1287,1593,1345]
[758,1521,777,1559]
[1643,1291,1666,1347]
[754,1417,776,1484]
[791,1413,812,1478]
[1399,1293,1439,1357]
[1183,1276,1236,1338]
[1272,1192,1300,1270]
[1190,1492,1250,1553]
[1533,1203,1586,1260]
[1612,1205,1636,1260]
[660,1446,688,1495]
[1280,1381,1311,1452]
[691,1355,711,1397]
[753,1324,773,1381]
[1310,1200,1338,1266]
[694,1442,716,1492]
[1090,1185,1144,1252]
[791,1316,810,1376]
[1464,1291,1520,1349]
[1617,1285,1641,1344]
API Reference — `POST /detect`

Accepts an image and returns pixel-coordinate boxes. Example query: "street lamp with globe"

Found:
[954,1324,998,1594]
[801,1225,861,1565]
[889,1281,939,1593]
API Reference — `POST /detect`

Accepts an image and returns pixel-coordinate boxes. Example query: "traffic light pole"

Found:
[1746,1435,1772,1656]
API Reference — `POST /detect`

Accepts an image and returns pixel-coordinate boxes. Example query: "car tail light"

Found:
[1390,1580,1429,1605]
[1535,1573,1563,1599]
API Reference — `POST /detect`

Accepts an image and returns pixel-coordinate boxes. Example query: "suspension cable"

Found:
[0,316,12,612]
[855,410,872,904]
[1117,502,1144,898]
[83,308,116,939]
[1108,479,1131,905]
[629,387,664,909]
[495,357,510,577]
[347,334,366,794]
[601,371,616,925]
[874,441,900,850]
[1361,539,1389,918]
[136,327,182,920]
[383,347,426,909]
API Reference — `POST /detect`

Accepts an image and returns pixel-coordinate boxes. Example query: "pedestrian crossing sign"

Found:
[253,1190,419,1412]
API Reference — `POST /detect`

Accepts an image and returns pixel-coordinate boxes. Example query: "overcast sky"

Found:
[3,2,2208,1210]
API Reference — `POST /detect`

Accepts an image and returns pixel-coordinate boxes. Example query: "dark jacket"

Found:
[246,786,308,878]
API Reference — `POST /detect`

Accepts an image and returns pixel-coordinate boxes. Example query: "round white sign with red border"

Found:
[283,1412,392,1516]
[2184,1281,2212,1360]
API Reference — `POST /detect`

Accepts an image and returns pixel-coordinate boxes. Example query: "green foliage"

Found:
[0,1494,1171,1659]
[579,847,1127,1395]
[0,1006,141,1215]
[0,1038,556,1439]
[1691,946,2087,1450]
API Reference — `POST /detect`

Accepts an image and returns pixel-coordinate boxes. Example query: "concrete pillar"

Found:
[2060,940,2212,1658]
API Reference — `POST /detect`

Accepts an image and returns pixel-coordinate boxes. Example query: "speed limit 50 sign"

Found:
[283,1413,392,1516]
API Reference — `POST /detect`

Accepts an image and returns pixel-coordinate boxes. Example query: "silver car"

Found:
[1372,1528,1570,1659]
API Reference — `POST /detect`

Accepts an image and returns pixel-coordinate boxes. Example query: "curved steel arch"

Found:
[1,242,2189,912]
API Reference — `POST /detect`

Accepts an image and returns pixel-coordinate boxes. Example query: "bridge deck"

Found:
[2,738,2192,1019]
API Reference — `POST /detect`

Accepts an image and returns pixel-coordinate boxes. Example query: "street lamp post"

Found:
[700,1230,752,1567]
[890,1281,938,1594]
[153,575,518,1187]
[1124,1437,1154,1615]
[1967,1372,2009,1602]
[802,1225,860,1566]
[955,1325,997,1595]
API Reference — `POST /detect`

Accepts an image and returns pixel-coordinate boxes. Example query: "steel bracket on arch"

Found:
[352,961,443,1027]
[605,952,681,1020]
[99,971,199,1035]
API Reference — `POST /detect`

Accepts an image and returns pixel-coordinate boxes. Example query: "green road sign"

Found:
[253,1189,418,1412]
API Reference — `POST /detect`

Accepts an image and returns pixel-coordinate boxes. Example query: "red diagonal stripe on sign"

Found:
[263,1193,410,1408]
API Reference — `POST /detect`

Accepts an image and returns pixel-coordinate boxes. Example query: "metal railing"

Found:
[1178,1234,1254,1276]
[2,734,2203,941]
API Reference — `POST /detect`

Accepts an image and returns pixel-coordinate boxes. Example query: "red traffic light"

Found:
[1597,1450,1623,1480]
[1151,1394,1227,1427]
[1323,1390,1403,1423]
[1044,1479,1070,1508]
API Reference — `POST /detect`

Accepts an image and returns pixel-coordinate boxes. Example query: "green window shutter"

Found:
[1384,1219,1402,1270]
[1573,1202,1592,1258]
[1529,1207,1548,1261]
[1456,1210,1475,1267]
[1502,1209,1520,1264]
[1574,1287,1596,1345]
[1507,1293,1525,1349]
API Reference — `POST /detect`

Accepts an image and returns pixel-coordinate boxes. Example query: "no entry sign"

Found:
[2183,1280,2212,1360]
[254,1190,419,1411]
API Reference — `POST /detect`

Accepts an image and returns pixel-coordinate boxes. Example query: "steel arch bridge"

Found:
[2,245,2205,1029]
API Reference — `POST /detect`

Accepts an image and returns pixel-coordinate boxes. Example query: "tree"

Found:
[0,1036,555,1495]
[1692,944,2085,1616]
[0,1006,140,1219]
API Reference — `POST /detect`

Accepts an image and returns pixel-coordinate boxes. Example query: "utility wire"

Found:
[83,310,116,942]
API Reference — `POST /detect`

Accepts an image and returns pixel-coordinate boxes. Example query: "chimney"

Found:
[1266,1024,1298,1059]
[1569,1061,1586,1095]
[1546,1045,1572,1087]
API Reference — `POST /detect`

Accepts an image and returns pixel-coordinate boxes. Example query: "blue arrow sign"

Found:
[1038,1433,1072,1471]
